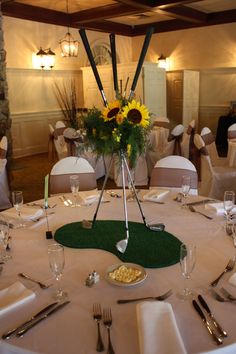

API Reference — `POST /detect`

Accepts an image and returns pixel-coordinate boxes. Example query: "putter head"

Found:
[82,219,93,229]
[116,239,128,253]
[148,223,165,232]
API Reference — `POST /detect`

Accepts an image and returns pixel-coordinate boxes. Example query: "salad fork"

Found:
[117,289,173,304]
[93,303,104,352]
[103,308,115,354]
[210,258,235,287]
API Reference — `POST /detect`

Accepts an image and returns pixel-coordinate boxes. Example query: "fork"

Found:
[211,289,235,303]
[188,205,213,220]
[210,258,235,287]
[93,303,104,352]
[220,287,236,301]
[103,308,115,354]
[117,289,173,304]
[18,272,51,290]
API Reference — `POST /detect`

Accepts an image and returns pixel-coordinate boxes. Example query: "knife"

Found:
[198,295,227,337]
[186,199,216,206]
[192,300,223,345]
[2,302,58,339]
[16,301,70,337]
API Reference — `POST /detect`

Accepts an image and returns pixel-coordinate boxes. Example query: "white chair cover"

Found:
[150,155,198,195]
[201,127,227,166]
[0,158,11,210]
[194,134,236,200]
[49,156,97,194]
[53,121,67,160]
[227,124,236,167]
[0,136,7,158]
[181,120,195,159]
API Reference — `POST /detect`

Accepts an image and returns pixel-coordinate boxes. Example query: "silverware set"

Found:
[192,294,226,345]
[93,304,115,353]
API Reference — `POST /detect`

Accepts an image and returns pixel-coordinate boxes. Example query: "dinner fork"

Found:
[188,205,213,220]
[93,303,104,352]
[211,289,234,303]
[220,287,236,301]
[103,308,115,354]
[211,258,235,287]
[18,272,51,290]
[117,289,173,304]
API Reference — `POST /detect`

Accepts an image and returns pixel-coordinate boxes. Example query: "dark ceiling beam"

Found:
[132,9,236,36]
[78,20,132,36]
[116,0,203,10]
[156,5,207,23]
[71,4,140,24]
[1,2,69,27]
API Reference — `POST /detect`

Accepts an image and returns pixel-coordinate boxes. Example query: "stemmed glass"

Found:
[12,191,25,227]
[48,243,67,301]
[181,175,191,208]
[224,191,235,234]
[0,218,11,262]
[70,175,80,207]
[179,243,196,300]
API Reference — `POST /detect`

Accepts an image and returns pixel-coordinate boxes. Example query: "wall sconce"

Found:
[35,47,56,70]
[157,54,169,70]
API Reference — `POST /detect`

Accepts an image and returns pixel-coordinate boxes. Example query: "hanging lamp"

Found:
[59,0,79,57]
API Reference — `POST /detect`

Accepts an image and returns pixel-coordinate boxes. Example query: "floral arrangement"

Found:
[82,97,150,168]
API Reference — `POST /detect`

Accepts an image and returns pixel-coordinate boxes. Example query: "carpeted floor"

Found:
[9,153,120,203]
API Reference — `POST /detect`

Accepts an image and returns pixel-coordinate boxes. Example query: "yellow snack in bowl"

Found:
[108,265,142,283]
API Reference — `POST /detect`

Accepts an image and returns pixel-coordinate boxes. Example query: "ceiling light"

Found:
[59,0,79,57]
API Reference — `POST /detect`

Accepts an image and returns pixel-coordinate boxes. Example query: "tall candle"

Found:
[44,174,49,208]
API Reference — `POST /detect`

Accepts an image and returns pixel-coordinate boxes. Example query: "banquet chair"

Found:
[194,134,236,200]
[200,127,227,166]
[0,135,7,158]
[227,123,236,167]
[53,121,67,160]
[181,120,196,160]
[48,124,56,161]
[49,156,97,195]
[150,155,198,195]
[146,124,184,177]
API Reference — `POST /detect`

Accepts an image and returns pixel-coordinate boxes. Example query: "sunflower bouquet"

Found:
[82,98,150,168]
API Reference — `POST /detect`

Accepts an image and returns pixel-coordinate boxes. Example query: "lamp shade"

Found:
[60,32,79,57]
[157,54,169,70]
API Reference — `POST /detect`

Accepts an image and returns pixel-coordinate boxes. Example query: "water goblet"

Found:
[224,190,235,234]
[48,243,67,301]
[69,175,80,207]
[181,175,191,208]
[179,243,196,300]
[12,191,25,227]
[0,218,11,262]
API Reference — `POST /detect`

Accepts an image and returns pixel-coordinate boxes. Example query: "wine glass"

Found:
[224,191,235,234]
[179,243,196,300]
[181,175,191,208]
[48,243,67,301]
[0,218,11,262]
[12,191,25,227]
[69,175,80,207]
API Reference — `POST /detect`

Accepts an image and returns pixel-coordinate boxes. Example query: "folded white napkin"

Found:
[205,203,236,215]
[4,206,44,221]
[136,301,187,354]
[79,191,101,205]
[0,281,35,315]
[228,273,236,287]
[143,189,169,203]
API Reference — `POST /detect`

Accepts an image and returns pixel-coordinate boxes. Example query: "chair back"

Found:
[49,157,97,194]
[0,136,7,158]
[167,124,184,156]
[150,155,198,195]
[181,120,196,159]
[228,123,236,140]
[200,127,220,165]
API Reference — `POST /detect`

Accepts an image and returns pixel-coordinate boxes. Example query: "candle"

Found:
[44,174,49,208]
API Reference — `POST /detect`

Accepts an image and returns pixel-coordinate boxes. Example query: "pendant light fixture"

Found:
[59,0,79,57]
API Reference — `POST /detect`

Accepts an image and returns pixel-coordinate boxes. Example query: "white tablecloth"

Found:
[0,191,236,354]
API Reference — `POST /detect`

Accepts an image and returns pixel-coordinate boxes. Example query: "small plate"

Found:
[105,262,147,287]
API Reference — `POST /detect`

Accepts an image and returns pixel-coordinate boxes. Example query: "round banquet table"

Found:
[0,191,236,354]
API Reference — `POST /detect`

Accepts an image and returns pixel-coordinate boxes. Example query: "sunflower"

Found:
[122,100,149,128]
[116,113,124,125]
[102,100,121,122]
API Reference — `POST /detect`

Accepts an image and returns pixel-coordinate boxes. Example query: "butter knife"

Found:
[186,199,216,206]
[198,295,227,337]
[2,302,58,339]
[16,301,70,337]
[192,300,223,345]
